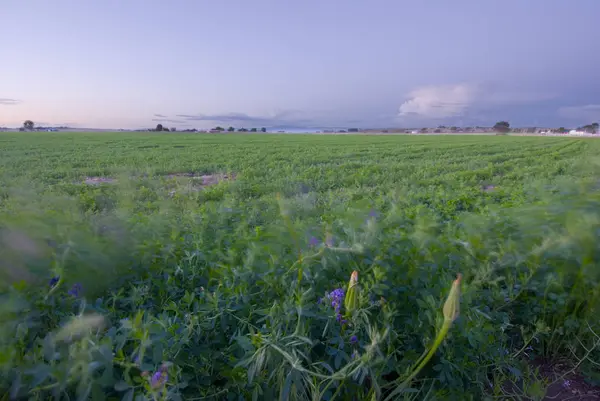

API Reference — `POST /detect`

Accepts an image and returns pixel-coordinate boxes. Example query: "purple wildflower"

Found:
[68,283,82,297]
[309,236,320,247]
[320,288,348,324]
[336,313,347,325]
[369,209,379,218]
[351,350,359,359]
[350,335,358,345]
[327,288,345,313]
[150,366,168,389]
[49,276,60,287]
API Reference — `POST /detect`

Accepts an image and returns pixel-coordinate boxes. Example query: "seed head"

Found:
[443,274,462,322]
[54,313,105,343]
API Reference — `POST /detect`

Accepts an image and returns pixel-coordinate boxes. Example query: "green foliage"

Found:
[23,120,35,130]
[1,132,600,399]
[493,121,511,133]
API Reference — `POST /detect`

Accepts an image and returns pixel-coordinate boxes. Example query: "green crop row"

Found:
[0,133,599,400]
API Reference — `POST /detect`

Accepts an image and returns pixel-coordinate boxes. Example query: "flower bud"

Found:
[443,274,462,322]
[344,270,359,314]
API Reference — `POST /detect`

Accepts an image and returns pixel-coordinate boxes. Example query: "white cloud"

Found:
[398,83,476,119]
[398,82,556,121]
[558,104,600,122]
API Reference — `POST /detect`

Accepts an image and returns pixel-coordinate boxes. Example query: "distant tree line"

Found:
[152,124,267,133]
[155,124,175,132]
[211,126,267,132]
[579,122,599,133]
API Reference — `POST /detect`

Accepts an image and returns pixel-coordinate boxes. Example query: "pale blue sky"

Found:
[1,0,599,129]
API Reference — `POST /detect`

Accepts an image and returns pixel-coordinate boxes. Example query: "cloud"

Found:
[153,114,168,118]
[558,104,600,122]
[398,83,556,121]
[0,98,20,105]
[175,110,314,127]
[398,83,476,119]
[151,118,186,124]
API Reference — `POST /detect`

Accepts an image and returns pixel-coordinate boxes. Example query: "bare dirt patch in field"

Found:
[84,177,117,185]
[163,172,236,193]
[537,359,600,400]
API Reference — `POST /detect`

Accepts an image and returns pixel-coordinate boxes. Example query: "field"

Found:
[1,132,600,400]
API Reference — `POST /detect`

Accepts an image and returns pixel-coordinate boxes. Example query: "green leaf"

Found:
[279,372,293,401]
[121,389,134,401]
[29,364,51,387]
[76,382,92,401]
[114,381,130,392]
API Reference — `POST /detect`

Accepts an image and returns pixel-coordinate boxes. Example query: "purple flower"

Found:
[335,313,347,325]
[327,288,345,313]
[321,288,348,324]
[369,209,379,218]
[350,335,358,345]
[150,366,168,389]
[68,283,82,297]
[309,236,320,247]
[351,350,359,359]
[49,276,60,287]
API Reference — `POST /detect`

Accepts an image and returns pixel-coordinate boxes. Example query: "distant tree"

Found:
[162,126,170,131]
[23,120,34,130]
[227,126,235,132]
[434,129,442,133]
[237,128,248,132]
[170,127,176,132]
[420,128,428,133]
[260,127,266,132]
[582,122,600,133]
[250,128,257,132]
[555,127,567,133]
[156,123,163,132]
[493,121,510,133]
[213,126,225,132]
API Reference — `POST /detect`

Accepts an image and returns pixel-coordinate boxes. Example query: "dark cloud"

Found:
[0,98,20,105]
[153,113,168,118]
[151,118,187,124]
[174,111,314,128]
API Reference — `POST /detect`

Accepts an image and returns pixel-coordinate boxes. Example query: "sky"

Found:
[1,0,599,130]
